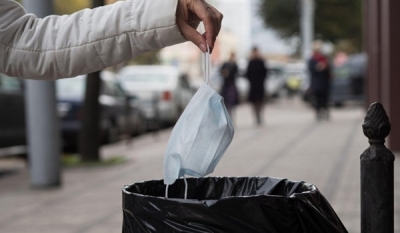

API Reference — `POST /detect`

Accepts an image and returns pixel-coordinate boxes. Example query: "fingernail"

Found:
[199,43,207,53]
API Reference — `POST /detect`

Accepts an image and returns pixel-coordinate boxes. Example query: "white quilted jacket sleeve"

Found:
[0,0,186,80]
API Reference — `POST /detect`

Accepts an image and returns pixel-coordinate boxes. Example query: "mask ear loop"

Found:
[165,184,169,198]
[183,175,188,199]
[165,176,188,199]
[204,45,210,84]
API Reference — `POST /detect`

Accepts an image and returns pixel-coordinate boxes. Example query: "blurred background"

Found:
[1,0,399,233]
[0,0,367,160]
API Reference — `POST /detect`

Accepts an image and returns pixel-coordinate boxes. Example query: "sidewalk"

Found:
[0,98,399,233]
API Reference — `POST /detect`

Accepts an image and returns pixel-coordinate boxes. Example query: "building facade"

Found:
[364,0,400,151]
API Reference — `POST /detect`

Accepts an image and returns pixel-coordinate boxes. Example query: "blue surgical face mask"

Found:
[163,51,235,186]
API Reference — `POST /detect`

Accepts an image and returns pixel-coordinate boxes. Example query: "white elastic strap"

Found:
[204,46,210,84]
[165,177,187,199]
[183,175,188,199]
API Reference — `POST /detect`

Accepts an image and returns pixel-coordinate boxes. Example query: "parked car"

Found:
[0,74,25,150]
[265,66,286,98]
[125,94,147,136]
[283,62,308,96]
[0,71,143,153]
[118,65,194,126]
[56,71,141,151]
[331,53,366,106]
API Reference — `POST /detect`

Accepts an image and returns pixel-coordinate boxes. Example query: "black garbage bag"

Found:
[122,177,348,233]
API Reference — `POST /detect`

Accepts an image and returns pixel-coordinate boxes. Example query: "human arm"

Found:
[245,62,251,80]
[0,0,222,80]
[316,62,328,71]
[220,63,230,79]
[262,60,268,79]
[308,59,317,73]
[232,63,238,78]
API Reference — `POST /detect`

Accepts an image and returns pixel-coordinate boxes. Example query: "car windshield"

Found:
[56,77,85,98]
[120,73,176,90]
[123,74,170,83]
[286,70,306,78]
[270,68,284,75]
[334,66,350,80]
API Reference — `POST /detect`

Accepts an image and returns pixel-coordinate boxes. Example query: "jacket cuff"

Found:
[129,0,187,51]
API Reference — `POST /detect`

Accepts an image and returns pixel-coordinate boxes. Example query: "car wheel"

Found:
[138,117,147,135]
[131,118,145,136]
[334,102,344,108]
[106,121,119,143]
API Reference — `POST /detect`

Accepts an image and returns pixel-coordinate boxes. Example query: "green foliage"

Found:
[130,50,161,65]
[260,0,300,39]
[62,154,127,167]
[53,0,89,15]
[15,0,87,15]
[259,0,362,51]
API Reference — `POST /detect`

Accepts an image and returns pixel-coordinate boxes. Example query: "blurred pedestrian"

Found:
[0,0,222,80]
[220,52,239,117]
[245,47,268,126]
[308,41,331,120]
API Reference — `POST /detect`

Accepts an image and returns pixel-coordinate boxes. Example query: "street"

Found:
[0,98,399,233]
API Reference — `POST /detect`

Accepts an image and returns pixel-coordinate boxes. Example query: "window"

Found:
[0,74,22,92]
[101,81,115,96]
[180,75,190,89]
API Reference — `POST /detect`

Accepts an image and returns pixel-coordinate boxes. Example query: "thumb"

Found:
[177,19,207,53]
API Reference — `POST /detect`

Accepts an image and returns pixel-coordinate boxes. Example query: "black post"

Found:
[361,102,395,233]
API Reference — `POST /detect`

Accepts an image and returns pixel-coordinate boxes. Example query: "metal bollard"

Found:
[361,102,395,233]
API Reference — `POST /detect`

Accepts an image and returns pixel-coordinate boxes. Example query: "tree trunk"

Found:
[79,0,105,162]
[80,71,102,161]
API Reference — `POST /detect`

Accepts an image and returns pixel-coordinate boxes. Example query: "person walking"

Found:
[308,41,331,120]
[220,52,239,117]
[245,47,268,126]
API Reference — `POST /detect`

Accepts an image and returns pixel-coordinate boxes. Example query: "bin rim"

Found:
[122,176,318,201]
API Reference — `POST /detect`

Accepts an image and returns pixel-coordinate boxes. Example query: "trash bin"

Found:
[122,177,348,233]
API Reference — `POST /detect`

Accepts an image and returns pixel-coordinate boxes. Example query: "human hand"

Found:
[176,0,223,53]
[316,62,327,71]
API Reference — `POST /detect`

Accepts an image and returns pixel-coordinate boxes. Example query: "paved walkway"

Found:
[0,98,399,233]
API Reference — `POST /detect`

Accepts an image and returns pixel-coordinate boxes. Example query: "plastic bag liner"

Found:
[122,177,348,233]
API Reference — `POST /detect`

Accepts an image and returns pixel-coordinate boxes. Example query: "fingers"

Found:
[201,4,223,50]
[177,18,207,53]
[176,0,223,53]
[189,0,223,52]
[186,0,223,51]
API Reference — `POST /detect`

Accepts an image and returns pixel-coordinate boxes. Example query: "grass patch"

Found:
[62,154,127,167]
